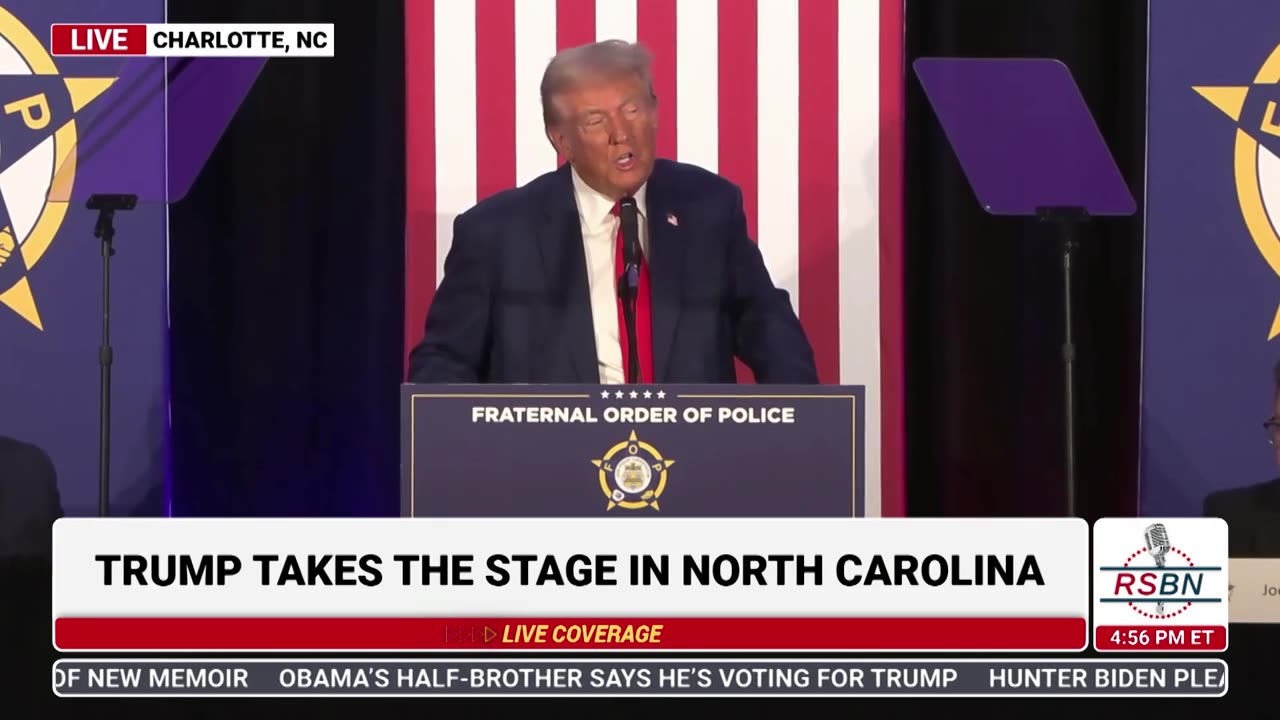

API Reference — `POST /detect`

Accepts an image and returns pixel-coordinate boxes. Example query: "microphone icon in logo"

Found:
[1143,523,1171,615]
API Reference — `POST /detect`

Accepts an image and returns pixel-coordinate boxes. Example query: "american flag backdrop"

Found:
[403,0,904,517]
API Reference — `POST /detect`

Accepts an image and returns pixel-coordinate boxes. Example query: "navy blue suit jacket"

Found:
[407,160,817,384]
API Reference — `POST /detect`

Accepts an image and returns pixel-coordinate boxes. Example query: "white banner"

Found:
[54,517,1088,618]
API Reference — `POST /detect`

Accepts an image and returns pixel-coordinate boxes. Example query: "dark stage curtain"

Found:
[166,0,405,516]
[903,0,1149,520]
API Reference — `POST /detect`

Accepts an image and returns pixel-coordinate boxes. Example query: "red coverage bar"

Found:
[54,617,1087,651]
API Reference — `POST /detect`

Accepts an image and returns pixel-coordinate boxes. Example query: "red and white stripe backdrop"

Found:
[404,0,904,516]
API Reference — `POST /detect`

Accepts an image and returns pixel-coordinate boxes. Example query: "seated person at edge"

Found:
[1203,358,1280,556]
[406,40,817,385]
[0,434,63,556]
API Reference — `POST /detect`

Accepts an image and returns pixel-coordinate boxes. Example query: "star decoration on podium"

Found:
[599,388,667,399]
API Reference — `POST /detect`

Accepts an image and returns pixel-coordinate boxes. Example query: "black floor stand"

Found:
[1037,206,1088,518]
[87,193,137,518]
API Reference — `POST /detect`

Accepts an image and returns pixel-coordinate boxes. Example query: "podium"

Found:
[401,384,866,517]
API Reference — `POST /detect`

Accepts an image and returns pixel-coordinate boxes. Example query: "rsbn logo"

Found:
[1099,523,1224,620]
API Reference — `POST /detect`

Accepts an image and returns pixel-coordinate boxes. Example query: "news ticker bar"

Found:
[52,659,1227,698]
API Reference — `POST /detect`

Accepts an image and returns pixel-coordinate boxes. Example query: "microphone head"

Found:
[616,196,641,268]
[1144,523,1170,556]
[618,195,638,222]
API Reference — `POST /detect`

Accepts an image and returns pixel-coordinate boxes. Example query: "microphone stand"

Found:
[618,266,640,384]
[617,198,642,384]
[87,193,138,518]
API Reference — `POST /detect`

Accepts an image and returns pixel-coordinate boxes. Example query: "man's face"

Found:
[546,74,657,200]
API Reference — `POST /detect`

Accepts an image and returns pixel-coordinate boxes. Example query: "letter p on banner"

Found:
[1092,518,1228,652]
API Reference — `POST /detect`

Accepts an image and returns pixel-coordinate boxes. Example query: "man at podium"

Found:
[407,40,816,385]
[1203,359,1280,556]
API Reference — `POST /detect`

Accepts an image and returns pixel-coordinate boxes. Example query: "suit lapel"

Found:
[645,161,686,383]
[536,165,598,382]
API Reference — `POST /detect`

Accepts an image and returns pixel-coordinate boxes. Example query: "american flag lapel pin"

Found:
[666,213,678,226]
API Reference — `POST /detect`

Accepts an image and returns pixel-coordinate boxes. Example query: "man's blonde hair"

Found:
[540,40,656,126]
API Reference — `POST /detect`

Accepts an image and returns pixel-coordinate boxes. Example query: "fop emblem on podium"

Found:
[592,429,673,511]
[1092,518,1228,652]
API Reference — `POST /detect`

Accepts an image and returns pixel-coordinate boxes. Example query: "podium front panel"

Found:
[401,384,865,517]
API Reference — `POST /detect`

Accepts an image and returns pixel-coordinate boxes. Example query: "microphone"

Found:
[616,196,641,384]
[1144,523,1170,567]
[1143,523,1171,614]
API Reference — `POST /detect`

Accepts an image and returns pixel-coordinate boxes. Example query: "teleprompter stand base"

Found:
[1037,205,1089,518]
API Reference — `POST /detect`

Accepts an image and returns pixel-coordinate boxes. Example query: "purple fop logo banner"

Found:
[1140,0,1280,516]
[0,0,167,516]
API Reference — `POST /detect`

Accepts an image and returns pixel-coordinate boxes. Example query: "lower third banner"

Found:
[52,517,1090,653]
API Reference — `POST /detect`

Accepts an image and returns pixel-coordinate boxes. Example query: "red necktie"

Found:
[612,201,654,383]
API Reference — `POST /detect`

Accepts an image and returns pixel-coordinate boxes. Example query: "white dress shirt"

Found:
[570,167,649,385]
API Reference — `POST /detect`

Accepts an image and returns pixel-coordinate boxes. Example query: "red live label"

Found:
[50,24,147,56]
[1095,625,1226,651]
